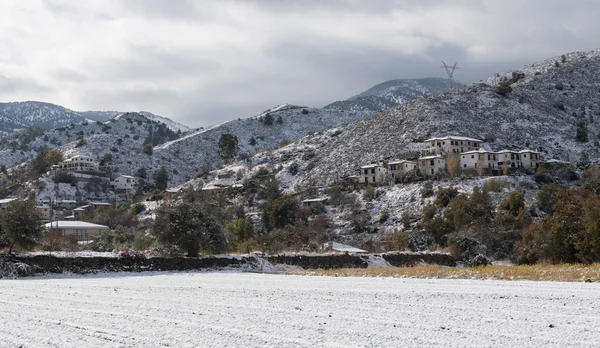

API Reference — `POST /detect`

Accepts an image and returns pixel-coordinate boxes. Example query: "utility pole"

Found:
[441,61,460,91]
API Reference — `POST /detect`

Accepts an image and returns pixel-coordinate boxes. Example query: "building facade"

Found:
[359,164,388,184]
[112,175,136,193]
[425,136,483,155]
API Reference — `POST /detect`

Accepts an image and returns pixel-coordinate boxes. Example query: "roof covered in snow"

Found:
[324,242,367,253]
[424,136,483,143]
[43,221,109,229]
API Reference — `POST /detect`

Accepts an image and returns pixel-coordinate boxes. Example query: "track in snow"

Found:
[1,272,599,347]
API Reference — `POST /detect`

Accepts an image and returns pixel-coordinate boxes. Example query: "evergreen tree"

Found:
[576,120,588,142]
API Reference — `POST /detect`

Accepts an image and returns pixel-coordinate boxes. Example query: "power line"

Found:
[441,61,460,91]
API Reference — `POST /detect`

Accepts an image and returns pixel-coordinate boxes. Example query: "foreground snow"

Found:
[1,273,599,347]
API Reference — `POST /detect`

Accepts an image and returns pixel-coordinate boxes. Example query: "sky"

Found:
[1,0,599,127]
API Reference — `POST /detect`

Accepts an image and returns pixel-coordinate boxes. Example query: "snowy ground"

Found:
[1,273,599,347]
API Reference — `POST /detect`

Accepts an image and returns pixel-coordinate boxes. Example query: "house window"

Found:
[73,229,88,241]
[430,160,434,165]
[431,169,434,174]
[471,155,474,159]
[371,169,375,174]
[523,154,527,158]
[463,164,467,168]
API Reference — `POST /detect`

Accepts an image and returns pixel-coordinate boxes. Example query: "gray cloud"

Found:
[1,0,599,127]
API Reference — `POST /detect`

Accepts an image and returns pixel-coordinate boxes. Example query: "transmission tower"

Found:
[441,61,460,91]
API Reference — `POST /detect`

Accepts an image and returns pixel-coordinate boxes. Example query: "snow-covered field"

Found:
[1,273,599,347]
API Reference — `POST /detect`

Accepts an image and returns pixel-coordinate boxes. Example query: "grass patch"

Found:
[288,264,600,282]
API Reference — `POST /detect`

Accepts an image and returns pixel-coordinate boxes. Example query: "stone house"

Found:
[359,164,387,184]
[418,155,446,176]
[387,160,417,181]
[425,136,483,155]
[112,174,136,193]
[52,155,99,173]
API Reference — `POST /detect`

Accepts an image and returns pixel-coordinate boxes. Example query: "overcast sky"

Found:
[1,0,599,127]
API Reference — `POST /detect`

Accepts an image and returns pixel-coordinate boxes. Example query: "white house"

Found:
[387,160,417,180]
[0,197,18,210]
[460,149,498,171]
[53,155,99,173]
[519,149,541,169]
[44,221,109,241]
[112,175,136,193]
[359,164,388,184]
[425,136,483,155]
[418,155,446,176]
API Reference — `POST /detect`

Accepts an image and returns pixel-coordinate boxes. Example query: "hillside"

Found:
[242,49,600,188]
[324,78,459,111]
[0,101,86,134]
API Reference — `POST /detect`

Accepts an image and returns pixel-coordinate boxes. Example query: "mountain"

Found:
[79,111,121,123]
[0,101,86,134]
[0,104,370,192]
[324,78,460,111]
[201,48,600,192]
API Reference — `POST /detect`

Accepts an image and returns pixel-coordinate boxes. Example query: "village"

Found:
[0,135,543,245]
[358,136,541,184]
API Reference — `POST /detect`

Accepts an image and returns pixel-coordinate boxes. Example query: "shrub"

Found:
[482,178,507,192]
[363,184,376,201]
[143,144,153,155]
[555,83,565,91]
[555,104,565,111]
[576,120,588,142]
[379,208,389,223]
[288,162,299,175]
[249,136,257,146]
[434,186,458,207]
[53,171,77,185]
[495,81,512,96]
[390,230,409,251]
[301,109,309,115]
[402,212,411,228]
[420,181,434,198]
[133,134,140,140]
[561,54,567,63]
[75,138,87,147]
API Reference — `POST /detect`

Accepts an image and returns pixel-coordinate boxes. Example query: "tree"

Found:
[29,148,63,178]
[495,81,512,96]
[262,194,302,230]
[153,167,169,191]
[537,183,562,213]
[75,138,87,147]
[143,144,153,156]
[219,134,239,161]
[249,136,257,146]
[1,200,43,254]
[446,153,460,177]
[152,201,227,257]
[576,120,588,142]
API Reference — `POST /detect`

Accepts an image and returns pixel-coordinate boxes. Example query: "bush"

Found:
[363,184,376,201]
[576,120,588,142]
[53,171,77,185]
[482,178,507,192]
[390,230,409,251]
[248,136,257,146]
[288,162,299,175]
[555,83,565,91]
[379,208,389,223]
[420,181,434,198]
[143,144,153,155]
[495,81,512,96]
[537,183,562,213]
[434,186,458,207]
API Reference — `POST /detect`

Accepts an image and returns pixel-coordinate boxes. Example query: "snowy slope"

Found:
[324,77,460,111]
[0,101,86,133]
[2,273,599,347]
[267,48,600,186]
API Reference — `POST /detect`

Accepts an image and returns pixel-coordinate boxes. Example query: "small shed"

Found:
[302,197,329,208]
[323,241,367,254]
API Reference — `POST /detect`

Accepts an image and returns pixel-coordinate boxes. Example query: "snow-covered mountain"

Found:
[0,105,370,189]
[324,78,460,111]
[201,48,600,192]
[0,101,86,134]
[79,111,121,123]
